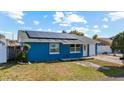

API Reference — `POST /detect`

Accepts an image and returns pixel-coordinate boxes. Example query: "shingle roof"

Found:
[18,30,97,44]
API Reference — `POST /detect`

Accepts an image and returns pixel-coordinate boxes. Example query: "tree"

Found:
[92,34,98,39]
[69,30,84,36]
[111,31,124,59]
[62,30,67,33]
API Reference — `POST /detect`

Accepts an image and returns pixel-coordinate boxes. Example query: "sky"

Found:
[0,11,124,40]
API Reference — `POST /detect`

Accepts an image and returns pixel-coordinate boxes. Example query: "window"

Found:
[70,44,81,53]
[76,44,81,52]
[70,44,75,52]
[49,43,59,54]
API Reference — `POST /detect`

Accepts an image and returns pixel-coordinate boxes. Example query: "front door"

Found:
[83,44,88,57]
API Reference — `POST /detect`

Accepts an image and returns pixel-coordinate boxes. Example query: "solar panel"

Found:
[26,31,77,40]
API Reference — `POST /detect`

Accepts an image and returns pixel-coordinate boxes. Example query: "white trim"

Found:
[49,52,60,54]
[49,43,60,55]
[70,51,80,53]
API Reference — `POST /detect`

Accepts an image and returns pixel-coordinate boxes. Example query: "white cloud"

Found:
[33,20,40,25]
[103,17,109,22]
[67,14,87,24]
[4,11,24,20]
[17,20,24,24]
[93,25,99,29]
[59,23,70,27]
[37,28,42,31]
[3,11,24,25]
[19,27,32,30]
[44,15,48,18]
[47,29,51,31]
[92,29,101,33]
[103,24,108,29]
[53,12,87,26]
[53,12,64,23]
[108,12,124,21]
[36,28,52,32]
[65,12,73,15]
[92,25,101,33]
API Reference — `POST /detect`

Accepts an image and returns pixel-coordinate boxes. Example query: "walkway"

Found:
[103,77,124,81]
[94,55,124,65]
[74,61,110,71]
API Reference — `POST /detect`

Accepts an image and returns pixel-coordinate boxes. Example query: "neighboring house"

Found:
[18,30,98,62]
[95,38,112,54]
[0,35,7,63]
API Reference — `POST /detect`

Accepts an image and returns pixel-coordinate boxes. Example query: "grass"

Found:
[0,61,106,81]
[0,59,124,81]
[84,59,124,77]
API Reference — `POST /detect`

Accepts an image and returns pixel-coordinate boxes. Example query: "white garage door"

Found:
[0,43,7,63]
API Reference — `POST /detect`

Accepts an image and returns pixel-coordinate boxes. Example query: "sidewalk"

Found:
[94,55,124,65]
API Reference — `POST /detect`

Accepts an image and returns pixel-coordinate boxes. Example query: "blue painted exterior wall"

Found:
[26,42,83,62]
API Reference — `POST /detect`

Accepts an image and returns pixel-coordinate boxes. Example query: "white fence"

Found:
[0,42,7,63]
[97,45,112,54]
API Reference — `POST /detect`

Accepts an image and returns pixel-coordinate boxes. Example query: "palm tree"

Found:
[92,34,98,39]
[62,30,67,33]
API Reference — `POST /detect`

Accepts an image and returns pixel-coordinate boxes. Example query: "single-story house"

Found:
[95,38,112,54]
[18,30,98,62]
[0,35,7,63]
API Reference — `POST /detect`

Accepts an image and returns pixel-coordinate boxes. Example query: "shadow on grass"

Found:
[97,66,124,78]
[0,59,84,69]
[32,60,68,65]
[32,58,90,64]
[0,61,17,70]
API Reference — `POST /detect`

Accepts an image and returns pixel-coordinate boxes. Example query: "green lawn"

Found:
[84,59,124,77]
[0,60,124,81]
[0,61,104,80]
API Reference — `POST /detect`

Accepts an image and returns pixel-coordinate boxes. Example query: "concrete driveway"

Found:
[94,54,124,65]
[103,77,124,81]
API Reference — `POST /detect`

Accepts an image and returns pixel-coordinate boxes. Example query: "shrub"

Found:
[16,51,25,62]
[16,44,30,63]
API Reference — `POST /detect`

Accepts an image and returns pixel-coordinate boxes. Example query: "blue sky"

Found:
[0,11,124,39]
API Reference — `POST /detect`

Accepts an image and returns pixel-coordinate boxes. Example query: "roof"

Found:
[95,38,112,45]
[6,39,20,46]
[18,30,97,44]
[26,31,77,40]
[75,35,99,44]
